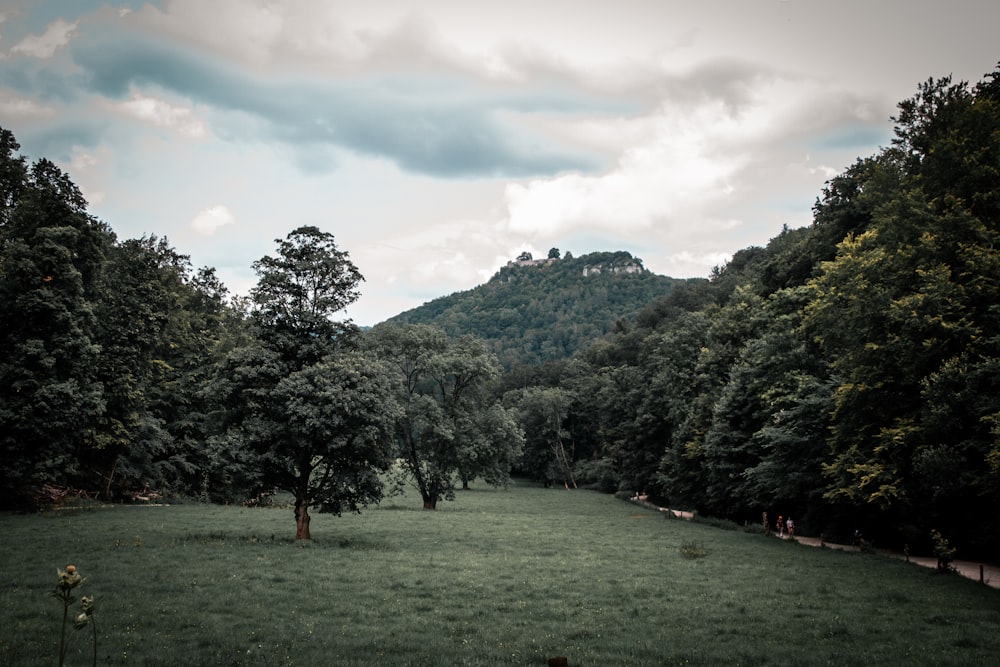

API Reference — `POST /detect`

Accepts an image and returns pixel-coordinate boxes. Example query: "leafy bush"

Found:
[573,458,618,493]
[689,513,765,534]
[930,529,956,572]
[689,515,740,531]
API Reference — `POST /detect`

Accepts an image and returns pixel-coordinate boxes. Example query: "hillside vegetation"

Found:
[387,251,698,367]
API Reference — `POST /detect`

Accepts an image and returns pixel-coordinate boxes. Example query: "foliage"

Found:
[4,61,1000,570]
[216,226,397,538]
[492,64,1000,557]
[368,324,523,508]
[0,140,109,506]
[0,130,243,508]
[509,386,575,487]
[388,250,697,367]
[572,457,619,493]
[930,529,957,572]
[51,564,96,667]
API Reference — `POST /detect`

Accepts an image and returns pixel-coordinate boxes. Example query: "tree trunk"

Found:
[422,495,437,510]
[552,441,577,489]
[294,497,312,540]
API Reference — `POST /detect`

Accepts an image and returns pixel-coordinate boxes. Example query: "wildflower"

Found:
[77,596,95,624]
[56,565,83,593]
[52,565,98,667]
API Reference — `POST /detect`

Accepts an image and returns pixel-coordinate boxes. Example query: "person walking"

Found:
[786,517,795,538]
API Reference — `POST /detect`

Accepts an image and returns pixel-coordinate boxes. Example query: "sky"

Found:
[1,1,998,326]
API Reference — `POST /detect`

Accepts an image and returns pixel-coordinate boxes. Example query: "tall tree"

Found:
[512,386,575,488]
[217,226,395,539]
[801,68,1000,550]
[0,143,112,507]
[370,324,523,509]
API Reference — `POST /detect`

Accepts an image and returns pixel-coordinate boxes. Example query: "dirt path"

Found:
[633,499,999,590]
[790,534,1000,589]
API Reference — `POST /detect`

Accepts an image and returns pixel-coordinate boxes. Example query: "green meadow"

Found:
[2,484,999,666]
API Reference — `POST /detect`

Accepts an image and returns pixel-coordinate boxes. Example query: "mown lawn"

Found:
[2,483,999,666]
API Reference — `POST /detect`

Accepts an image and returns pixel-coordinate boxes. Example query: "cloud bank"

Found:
[0,0,996,324]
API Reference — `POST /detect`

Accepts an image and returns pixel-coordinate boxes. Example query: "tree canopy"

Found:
[368,323,523,509]
[389,250,696,367]
[216,226,396,539]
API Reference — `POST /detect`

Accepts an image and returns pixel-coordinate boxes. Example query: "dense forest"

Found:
[497,67,1000,558]
[2,65,1000,558]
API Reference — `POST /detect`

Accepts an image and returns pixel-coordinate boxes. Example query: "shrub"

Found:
[573,458,619,494]
[930,529,956,572]
[678,542,709,559]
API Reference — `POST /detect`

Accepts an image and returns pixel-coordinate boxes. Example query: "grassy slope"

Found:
[2,485,999,666]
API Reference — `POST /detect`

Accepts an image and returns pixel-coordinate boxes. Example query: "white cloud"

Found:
[493,70,888,283]
[70,149,99,171]
[68,149,105,205]
[658,250,733,278]
[0,91,55,118]
[112,91,207,138]
[9,19,76,58]
[503,97,750,238]
[190,205,236,235]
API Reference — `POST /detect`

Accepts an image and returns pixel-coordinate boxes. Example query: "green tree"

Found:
[800,68,1000,551]
[96,240,239,500]
[0,143,112,506]
[512,386,575,487]
[370,324,523,509]
[739,288,832,524]
[217,226,395,539]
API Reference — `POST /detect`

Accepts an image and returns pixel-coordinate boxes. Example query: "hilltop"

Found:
[386,250,701,367]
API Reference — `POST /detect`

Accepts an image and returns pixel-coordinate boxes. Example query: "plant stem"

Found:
[90,614,98,667]
[59,599,68,667]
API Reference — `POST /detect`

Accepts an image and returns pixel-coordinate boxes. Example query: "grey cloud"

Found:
[68,27,615,177]
[809,125,891,152]
[15,120,107,163]
[0,57,86,104]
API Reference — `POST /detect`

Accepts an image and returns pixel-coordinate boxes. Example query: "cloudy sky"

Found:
[2,1,997,325]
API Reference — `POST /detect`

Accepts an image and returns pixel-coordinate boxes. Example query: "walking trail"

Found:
[791,533,999,589]
[633,499,999,589]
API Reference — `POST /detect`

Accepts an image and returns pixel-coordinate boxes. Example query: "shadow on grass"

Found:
[170,532,391,552]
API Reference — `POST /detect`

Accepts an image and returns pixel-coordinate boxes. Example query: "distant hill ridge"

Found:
[503,252,644,276]
[387,251,699,367]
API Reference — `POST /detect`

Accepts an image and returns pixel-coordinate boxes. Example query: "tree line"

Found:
[501,66,1000,558]
[3,64,1000,555]
[0,132,523,538]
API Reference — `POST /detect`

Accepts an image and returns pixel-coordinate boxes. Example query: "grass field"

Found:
[2,483,999,666]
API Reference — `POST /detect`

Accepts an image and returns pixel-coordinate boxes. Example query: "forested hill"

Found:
[386,251,700,367]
